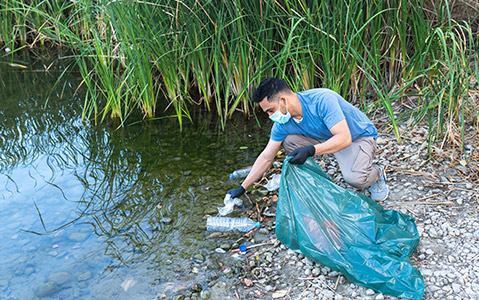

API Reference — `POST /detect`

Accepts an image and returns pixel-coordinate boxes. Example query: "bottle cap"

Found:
[229,173,234,180]
[255,222,261,228]
[239,244,247,252]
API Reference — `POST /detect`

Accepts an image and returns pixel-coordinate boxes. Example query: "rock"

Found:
[193,254,204,262]
[191,283,202,292]
[264,285,274,291]
[160,217,172,224]
[200,289,211,299]
[329,271,339,277]
[205,232,222,239]
[209,282,234,300]
[77,271,92,282]
[48,271,72,285]
[24,267,34,276]
[219,244,230,250]
[34,281,59,298]
[322,290,335,298]
[204,208,218,215]
[366,288,375,295]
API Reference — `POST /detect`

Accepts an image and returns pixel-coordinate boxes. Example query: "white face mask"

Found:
[269,100,291,124]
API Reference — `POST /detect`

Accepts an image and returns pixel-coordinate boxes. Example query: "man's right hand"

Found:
[227,185,245,198]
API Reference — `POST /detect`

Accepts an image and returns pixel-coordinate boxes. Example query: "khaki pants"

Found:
[283,135,381,189]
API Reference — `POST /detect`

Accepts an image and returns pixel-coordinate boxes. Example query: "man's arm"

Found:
[227,139,281,197]
[313,119,352,155]
[241,138,282,190]
[288,119,352,164]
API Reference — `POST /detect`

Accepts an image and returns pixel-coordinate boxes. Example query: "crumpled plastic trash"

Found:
[265,174,281,191]
[218,194,243,216]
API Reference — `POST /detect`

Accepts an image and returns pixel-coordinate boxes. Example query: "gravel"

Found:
[160,127,479,300]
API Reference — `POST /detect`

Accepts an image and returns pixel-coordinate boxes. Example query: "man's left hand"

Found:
[288,145,315,164]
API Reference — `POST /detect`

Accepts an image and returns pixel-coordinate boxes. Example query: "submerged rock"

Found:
[48,271,72,285]
[77,271,92,282]
[160,217,172,224]
[209,282,234,300]
[34,281,59,298]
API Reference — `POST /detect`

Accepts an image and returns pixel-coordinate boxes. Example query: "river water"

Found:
[0,50,270,299]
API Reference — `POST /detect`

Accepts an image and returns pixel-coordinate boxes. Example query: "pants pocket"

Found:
[351,139,375,173]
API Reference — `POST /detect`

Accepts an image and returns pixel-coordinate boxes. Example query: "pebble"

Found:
[160,217,172,224]
[199,128,479,300]
[48,271,72,285]
[365,288,375,295]
[323,290,335,298]
[77,271,92,282]
[34,282,58,297]
[24,267,34,276]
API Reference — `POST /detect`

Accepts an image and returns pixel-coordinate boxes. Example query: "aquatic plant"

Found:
[1,0,478,148]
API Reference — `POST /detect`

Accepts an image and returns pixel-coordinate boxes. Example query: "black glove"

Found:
[288,145,316,164]
[227,185,245,198]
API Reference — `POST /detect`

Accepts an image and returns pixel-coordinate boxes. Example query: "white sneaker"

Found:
[368,165,389,201]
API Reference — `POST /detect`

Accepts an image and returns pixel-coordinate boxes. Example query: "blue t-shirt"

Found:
[270,88,377,142]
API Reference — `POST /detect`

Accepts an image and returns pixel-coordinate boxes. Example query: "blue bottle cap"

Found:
[239,244,247,252]
[229,173,234,180]
[255,222,261,228]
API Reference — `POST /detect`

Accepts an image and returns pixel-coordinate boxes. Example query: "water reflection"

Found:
[0,50,269,299]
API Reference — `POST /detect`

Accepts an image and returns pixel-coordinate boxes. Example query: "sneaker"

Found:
[368,165,389,201]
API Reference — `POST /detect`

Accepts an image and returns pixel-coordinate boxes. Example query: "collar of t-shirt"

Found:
[293,117,303,123]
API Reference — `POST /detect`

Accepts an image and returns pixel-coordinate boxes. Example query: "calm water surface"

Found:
[0,51,269,299]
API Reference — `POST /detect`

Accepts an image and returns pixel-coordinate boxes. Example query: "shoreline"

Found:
[159,127,478,300]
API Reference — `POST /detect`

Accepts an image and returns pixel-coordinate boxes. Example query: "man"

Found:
[227,77,389,201]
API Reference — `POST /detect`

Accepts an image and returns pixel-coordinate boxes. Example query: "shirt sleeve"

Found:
[270,123,287,142]
[316,91,346,130]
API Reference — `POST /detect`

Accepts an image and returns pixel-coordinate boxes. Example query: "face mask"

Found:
[269,100,291,124]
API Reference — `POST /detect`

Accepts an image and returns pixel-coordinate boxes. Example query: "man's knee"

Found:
[343,172,371,189]
[283,134,321,155]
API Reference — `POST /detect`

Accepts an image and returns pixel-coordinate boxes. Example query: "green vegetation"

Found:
[1,0,478,148]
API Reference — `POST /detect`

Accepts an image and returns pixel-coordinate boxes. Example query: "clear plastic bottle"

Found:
[206,217,260,232]
[229,166,252,180]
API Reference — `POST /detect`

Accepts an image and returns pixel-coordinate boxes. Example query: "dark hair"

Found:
[252,78,291,103]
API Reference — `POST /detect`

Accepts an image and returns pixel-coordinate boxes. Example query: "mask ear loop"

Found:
[279,97,288,116]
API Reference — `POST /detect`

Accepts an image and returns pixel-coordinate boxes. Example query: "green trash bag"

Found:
[276,157,424,299]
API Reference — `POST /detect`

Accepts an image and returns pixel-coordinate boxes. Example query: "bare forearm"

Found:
[241,153,274,190]
[313,133,352,155]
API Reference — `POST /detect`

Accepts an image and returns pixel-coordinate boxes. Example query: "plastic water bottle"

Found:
[206,217,260,232]
[229,167,252,180]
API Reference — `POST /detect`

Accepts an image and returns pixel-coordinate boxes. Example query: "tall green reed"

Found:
[1,0,477,151]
